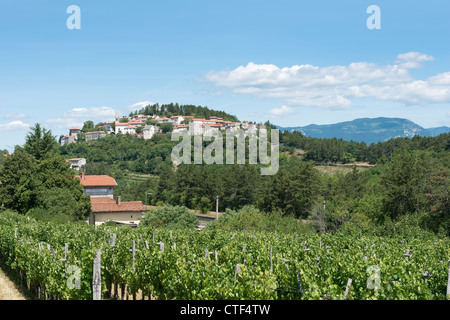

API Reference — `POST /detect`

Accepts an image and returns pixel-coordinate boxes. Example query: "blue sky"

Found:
[0,0,449,151]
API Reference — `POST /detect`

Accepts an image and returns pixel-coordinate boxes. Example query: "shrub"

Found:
[140,205,198,230]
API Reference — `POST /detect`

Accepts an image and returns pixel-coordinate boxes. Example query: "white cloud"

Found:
[0,120,30,132]
[64,106,116,118]
[395,52,434,69]
[204,52,448,109]
[46,106,116,129]
[4,113,27,119]
[267,105,296,116]
[126,101,155,111]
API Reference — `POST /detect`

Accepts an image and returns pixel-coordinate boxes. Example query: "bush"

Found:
[140,205,198,230]
[26,208,78,224]
[373,211,438,240]
[207,205,312,234]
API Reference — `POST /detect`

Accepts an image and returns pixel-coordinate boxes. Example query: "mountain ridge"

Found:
[276,117,450,144]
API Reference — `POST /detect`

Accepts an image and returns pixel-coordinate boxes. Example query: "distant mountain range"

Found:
[276,117,450,144]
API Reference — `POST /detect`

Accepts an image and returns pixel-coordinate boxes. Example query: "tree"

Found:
[24,123,57,160]
[0,151,36,212]
[380,150,425,220]
[0,125,92,220]
[140,205,199,229]
[135,126,143,134]
[0,151,91,219]
[159,123,173,134]
[82,121,95,132]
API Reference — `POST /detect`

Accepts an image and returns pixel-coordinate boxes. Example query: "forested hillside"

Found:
[56,123,449,237]
[130,102,239,122]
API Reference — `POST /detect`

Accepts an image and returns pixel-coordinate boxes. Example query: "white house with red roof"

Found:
[67,158,86,171]
[76,172,147,226]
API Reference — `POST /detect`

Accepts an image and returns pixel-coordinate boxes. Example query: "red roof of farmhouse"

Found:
[90,197,147,213]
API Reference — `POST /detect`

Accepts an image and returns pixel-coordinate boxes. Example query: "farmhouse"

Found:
[89,196,147,226]
[77,172,147,226]
[77,172,117,198]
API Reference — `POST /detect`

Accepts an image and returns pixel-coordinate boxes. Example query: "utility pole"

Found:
[145,192,152,206]
[216,196,219,220]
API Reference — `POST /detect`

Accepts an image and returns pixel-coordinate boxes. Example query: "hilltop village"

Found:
[60,113,265,146]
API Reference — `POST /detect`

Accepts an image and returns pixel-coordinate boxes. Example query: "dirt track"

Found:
[0,266,26,300]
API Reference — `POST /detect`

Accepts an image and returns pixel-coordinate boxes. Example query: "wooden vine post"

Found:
[92,249,102,300]
[447,267,450,299]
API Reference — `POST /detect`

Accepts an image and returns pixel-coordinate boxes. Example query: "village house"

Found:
[123,125,136,135]
[69,128,82,136]
[143,124,159,139]
[172,124,189,134]
[66,158,86,171]
[115,120,145,134]
[114,122,128,134]
[60,134,77,146]
[85,131,107,141]
[155,117,170,123]
[104,121,115,134]
[169,115,185,124]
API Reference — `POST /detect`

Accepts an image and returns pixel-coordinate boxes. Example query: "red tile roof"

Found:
[90,197,147,213]
[76,175,118,187]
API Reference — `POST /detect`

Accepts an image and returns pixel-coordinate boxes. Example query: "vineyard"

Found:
[0,210,449,300]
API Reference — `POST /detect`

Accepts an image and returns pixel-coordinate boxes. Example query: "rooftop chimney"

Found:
[81,171,85,179]
[117,196,121,205]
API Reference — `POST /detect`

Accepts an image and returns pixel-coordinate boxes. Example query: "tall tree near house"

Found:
[23,123,58,160]
[0,124,91,220]
[0,151,36,213]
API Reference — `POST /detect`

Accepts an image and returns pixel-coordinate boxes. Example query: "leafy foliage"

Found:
[140,205,199,230]
[0,210,448,300]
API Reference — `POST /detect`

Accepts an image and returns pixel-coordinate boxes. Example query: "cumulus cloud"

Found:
[395,52,434,69]
[46,106,116,129]
[0,120,30,132]
[126,101,155,111]
[204,52,447,109]
[267,105,296,116]
[64,106,116,118]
